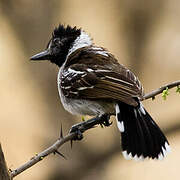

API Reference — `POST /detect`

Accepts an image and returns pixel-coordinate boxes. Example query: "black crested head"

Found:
[31,24,81,67]
[52,24,81,40]
[49,25,81,66]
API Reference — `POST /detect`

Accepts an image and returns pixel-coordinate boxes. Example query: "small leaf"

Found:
[162,87,169,100]
[176,86,180,94]
[81,116,85,121]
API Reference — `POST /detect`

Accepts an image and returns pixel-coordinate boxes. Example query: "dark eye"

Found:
[54,38,62,46]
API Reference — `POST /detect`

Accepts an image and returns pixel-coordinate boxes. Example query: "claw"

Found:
[100,123,104,128]
[104,120,113,127]
[70,128,83,148]
[54,150,67,160]
[76,129,83,140]
[99,114,112,127]
[70,125,84,141]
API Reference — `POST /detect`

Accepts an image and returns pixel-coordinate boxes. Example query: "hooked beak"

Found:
[30,49,51,61]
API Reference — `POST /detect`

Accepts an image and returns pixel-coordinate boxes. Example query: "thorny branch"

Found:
[9,80,180,179]
[141,80,180,100]
[10,116,109,178]
[10,133,75,178]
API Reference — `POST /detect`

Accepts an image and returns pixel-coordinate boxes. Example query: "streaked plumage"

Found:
[31,24,170,160]
[60,46,143,107]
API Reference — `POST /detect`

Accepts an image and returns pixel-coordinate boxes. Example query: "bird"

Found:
[31,24,170,161]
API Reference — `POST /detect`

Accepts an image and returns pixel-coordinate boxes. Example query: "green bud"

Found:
[81,116,85,121]
[162,87,169,100]
[176,86,180,94]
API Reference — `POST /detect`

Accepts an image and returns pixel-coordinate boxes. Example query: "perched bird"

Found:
[31,24,170,160]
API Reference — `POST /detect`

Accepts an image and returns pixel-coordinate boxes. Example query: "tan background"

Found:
[0,0,180,179]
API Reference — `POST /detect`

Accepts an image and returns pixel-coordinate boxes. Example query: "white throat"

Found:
[67,31,92,56]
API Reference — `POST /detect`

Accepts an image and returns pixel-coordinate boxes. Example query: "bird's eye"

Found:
[54,38,62,46]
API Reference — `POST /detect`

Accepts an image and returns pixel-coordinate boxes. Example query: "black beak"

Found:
[30,49,51,61]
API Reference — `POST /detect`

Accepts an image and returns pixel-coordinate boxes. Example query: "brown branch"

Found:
[10,80,180,178]
[10,116,107,178]
[141,80,180,100]
[0,144,11,180]
[10,133,75,178]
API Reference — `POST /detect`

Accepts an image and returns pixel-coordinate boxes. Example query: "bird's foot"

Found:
[69,114,112,141]
[69,125,84,141]
[99,114,112,127]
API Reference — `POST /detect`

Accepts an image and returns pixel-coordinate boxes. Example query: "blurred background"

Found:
[0,0,180,179]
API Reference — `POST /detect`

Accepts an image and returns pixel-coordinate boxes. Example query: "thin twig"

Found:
[141,80,180,101]
[10,116,107,178]
[10,133,75,178]
[10,80,180,178]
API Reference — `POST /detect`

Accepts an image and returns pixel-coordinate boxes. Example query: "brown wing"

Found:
[61,47,144,106]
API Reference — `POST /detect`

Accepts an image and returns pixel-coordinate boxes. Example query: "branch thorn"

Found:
[70,140,73,149]
[60,123,63,138]
[54,150,67,160]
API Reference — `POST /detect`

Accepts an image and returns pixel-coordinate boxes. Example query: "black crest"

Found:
[52,24,81,39]
[45,25,81,66]
[31,24,82,67]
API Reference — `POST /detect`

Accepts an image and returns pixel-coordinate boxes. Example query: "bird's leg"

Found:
[69,114,112,141]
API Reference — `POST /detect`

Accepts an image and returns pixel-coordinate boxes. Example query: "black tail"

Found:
[115,101,170,160]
